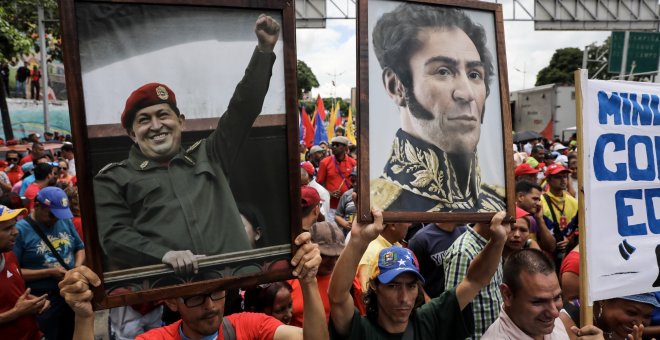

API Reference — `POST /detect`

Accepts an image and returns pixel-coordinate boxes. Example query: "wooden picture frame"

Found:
[58,0,300,309]
[357,0,515,223]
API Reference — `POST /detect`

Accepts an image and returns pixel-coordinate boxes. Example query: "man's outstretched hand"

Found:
[255,14,280,53]
[58,266,101,319]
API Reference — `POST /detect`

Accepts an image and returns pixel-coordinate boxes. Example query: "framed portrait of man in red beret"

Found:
[59,0,300,308]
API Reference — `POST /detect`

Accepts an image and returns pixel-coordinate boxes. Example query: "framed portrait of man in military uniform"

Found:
[59,0,300,308]
[356,0,516,223]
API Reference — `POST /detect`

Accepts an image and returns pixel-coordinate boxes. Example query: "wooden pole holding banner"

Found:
[574,69,593,327]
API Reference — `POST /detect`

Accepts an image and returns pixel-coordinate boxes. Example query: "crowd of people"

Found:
[1,129,656,340]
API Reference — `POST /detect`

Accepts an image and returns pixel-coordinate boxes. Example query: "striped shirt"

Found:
[443,226,503,339]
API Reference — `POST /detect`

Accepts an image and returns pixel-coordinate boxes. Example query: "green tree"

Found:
[297,59,319,99]
[535,47,583,86]
[0,0,60,139]
[535,39,614,87]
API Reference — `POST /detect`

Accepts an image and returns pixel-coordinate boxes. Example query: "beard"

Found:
[404,86,434,120]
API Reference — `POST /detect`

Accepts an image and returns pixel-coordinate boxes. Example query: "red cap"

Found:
[121,83,179,129]
[545,163,571,177]
[514,163,539,177]
[516,206,531,219]
[301,186,321,208]
[300,161,315,176]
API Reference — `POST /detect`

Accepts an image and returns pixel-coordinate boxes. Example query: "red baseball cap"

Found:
[121,83,179,129]
[301,186,321,208]
[545,163,571,177]
[514,163,539,177]
[300,161,315,176]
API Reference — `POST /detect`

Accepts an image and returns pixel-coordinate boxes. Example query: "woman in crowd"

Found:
[561,293,659,340]
[243,281,294,325]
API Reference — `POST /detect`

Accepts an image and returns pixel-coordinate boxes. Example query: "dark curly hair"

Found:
[372,3,494,97]
[364,277,425,323]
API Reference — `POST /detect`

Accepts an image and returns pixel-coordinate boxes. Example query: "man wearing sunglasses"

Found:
[59,232,328,340]
[5,151,23,185]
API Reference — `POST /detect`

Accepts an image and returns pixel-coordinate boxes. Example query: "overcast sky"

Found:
[296,1,611,100]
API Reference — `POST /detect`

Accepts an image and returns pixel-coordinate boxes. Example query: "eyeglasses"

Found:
[7,158,18,162]
[61,167,68,170]
[180,290,226,308]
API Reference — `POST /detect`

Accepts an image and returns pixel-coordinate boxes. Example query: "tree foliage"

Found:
[535,38,613,86]
[0,0,61,61]
[297,59,319,99]
[535,47,583,86]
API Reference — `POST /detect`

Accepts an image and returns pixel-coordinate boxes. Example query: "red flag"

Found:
[315,95,326,121]
[301,106,315,148]
[335,106,343,127]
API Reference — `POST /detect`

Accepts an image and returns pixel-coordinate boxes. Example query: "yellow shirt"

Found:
[542,190,578,222]
[357,235,401,291]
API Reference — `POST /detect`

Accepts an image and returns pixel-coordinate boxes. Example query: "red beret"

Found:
[121,83,178,129]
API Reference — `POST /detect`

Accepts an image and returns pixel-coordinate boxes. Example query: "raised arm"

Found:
[274,232,328,340]
[328,208,384,336]
[209,14,280,172]
[455,211,509,310]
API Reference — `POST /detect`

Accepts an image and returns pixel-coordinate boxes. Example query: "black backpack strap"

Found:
[25,216,70,270]
[221,317,236,340]
[543,194,563,241]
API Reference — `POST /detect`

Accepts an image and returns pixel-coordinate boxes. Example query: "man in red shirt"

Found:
[316,136,356,221]
[60,232,329,340]
[0,204,50,340]
[20,142,46,166]
[24,163,56,211]
[5,151,24,185]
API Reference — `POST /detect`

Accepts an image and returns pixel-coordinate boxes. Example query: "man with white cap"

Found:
[13,186,84,340]
[317,136,356,222]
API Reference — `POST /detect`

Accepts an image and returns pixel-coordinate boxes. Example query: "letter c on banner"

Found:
[616,189,647,236]
[594,133,627,181]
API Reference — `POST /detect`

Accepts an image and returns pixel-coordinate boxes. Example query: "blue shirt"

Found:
[13,217,84,292]
[408,224,468,298]
[19,174,35,196]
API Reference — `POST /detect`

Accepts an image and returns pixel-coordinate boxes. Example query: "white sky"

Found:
[296,1,612,100]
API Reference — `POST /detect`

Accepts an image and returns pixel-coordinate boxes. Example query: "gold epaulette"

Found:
[370,178,403,210]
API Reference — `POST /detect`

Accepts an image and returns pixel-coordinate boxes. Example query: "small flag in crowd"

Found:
[313,111,328,145]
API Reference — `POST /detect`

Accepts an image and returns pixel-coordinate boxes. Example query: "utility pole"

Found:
[37,1,49,134]
[326,69,345,108]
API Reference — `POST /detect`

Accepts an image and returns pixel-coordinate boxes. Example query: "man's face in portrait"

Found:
[402,27,486,154]
[129,103,185,162]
